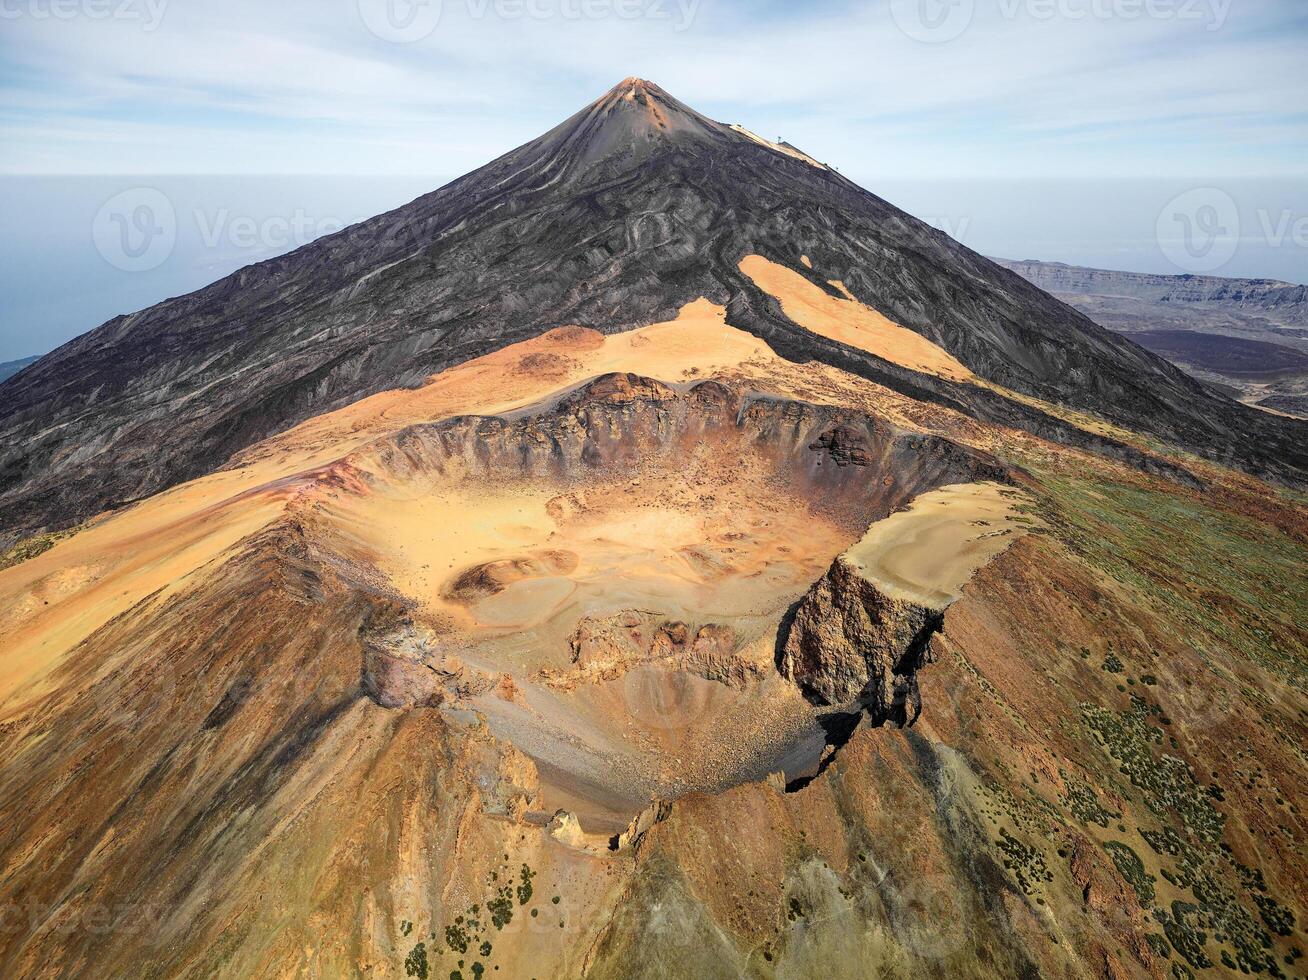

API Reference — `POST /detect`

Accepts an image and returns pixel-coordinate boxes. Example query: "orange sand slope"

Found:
[844,482,1034,608]
[1,290,1037,713]
[0,300,771,708]
[739,254,973,382]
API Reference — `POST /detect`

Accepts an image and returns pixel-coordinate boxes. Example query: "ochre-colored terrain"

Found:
[1,254,1305,980]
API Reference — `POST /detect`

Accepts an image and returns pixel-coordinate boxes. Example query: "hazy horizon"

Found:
[2,172,1304,363]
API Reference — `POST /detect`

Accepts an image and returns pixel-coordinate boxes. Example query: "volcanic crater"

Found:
[298,371,1013,832]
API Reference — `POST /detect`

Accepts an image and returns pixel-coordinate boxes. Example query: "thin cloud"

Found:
[0,0,1303,176]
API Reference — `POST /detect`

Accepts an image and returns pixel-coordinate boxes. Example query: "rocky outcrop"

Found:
[612,799,674,852]
[361,375,1009,528]
[780,556,941,722]
[542,611,765,690]
[547,809,588,848]
[359,611,495,708]
[360,646,446,709]
[993,257,1308,328]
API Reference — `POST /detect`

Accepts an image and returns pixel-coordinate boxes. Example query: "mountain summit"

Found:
[1,79,1304,540]
[549,77,730,158]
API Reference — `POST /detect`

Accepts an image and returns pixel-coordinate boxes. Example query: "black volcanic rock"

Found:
[780,553,940,723]
[1,78,1305,539]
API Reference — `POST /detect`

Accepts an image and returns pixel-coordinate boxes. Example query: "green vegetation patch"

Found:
[1159,901,1212,970]
[1141,824,1289,976]
[1082,696,1225,843]
[0,526,79,571]
[1064,778,1120,828]
[516,864,536,906]
[399,862,542,979]
[1146,933,1172,959]
[404,941,429,979]
[1252,893,1295,937]
[996,827,1053,896]
[1032,472,1308,684]
[1103,841,1155,906]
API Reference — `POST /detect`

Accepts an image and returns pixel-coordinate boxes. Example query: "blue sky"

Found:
[1,0,1305,178]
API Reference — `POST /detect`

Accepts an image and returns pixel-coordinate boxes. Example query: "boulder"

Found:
[780,556,941,721]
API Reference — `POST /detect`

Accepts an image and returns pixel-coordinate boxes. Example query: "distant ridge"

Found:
[0,355,40,384]
[992,257,1308,328]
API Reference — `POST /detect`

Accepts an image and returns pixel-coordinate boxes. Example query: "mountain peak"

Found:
[524,77,730,169]
[587,76,720,134]
[606,76,663,97]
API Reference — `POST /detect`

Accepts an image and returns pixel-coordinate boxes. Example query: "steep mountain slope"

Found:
[2,80,1307,979]
[3,79,1305,545]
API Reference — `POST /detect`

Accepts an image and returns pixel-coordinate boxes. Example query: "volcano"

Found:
[2,78,1305,543]
[1,80,1305,979]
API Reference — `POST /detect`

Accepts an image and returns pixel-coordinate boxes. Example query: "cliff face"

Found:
[993,258,1308,326]
[357,372,1008,519]
[781,554,941,722]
